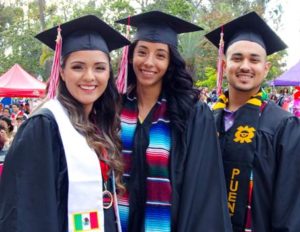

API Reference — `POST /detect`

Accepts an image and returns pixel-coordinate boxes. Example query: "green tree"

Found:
[0,0,287,88]
[0,0,50,77]
[195,66,217,89]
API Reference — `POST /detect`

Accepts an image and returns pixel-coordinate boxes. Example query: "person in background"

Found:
[277,87,291,110]
[24,102,31,115]
[18,102,25,113]
[0,127,5,175]
[10,103,22,121]
[269,93,278,102]
[2,107,11,118]
[292,87,300,117]
[210,89,218,103]
[198,87,208,103]
[0,163,3,176]
[15,113,27,130]
[116,11,231,232]
[0,15,130,232]
[269,87,279,103]
[0,119,10,176]
[206,11,300,231]
[0,116,14,151]
[0,124,9,162]
[10,104,17,126]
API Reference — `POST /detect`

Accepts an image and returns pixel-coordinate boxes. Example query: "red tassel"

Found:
[216,26,224,96]
[116,45,129,94]
[116,17,130,94]
[47,26,62,99]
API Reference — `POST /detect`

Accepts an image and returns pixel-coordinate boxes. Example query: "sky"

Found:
[275,0,300,68]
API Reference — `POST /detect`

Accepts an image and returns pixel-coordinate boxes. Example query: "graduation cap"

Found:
[35,15,130,99]
[115,10,203,47]
[205,11,287,56]
[35,14,130,56]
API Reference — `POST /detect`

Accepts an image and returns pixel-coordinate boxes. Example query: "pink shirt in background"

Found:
[0,163,3,176]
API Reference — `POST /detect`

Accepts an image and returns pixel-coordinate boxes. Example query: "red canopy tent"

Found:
[0,64,46,98]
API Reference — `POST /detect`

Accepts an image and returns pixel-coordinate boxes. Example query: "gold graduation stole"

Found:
[213,92,262,231]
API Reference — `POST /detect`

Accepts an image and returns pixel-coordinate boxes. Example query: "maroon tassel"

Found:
[216,26,224,96]
[47,26,62,99]
[116,17,130,94]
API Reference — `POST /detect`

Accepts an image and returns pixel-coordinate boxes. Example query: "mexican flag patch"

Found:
[73,211,100,231]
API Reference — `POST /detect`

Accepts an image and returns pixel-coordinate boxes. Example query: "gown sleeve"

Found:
[177,102,232,232]
[271,116,300,230]
[0,111,68,232]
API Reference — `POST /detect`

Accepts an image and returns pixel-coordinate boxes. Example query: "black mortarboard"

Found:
[35,15,130,56]
[205,11,287,55]
[115,11,203,47]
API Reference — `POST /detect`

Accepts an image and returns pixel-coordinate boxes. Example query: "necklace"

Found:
[100,147,113,209]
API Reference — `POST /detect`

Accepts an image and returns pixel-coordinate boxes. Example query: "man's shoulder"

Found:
[259,101,294,133]
[263,101,292,118]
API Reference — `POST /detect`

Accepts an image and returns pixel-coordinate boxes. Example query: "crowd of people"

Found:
[0,10,300,232]
[0,102,32,160]
[199,86,300,118]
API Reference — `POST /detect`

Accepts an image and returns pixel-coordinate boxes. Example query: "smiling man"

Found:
[206,12,300,231]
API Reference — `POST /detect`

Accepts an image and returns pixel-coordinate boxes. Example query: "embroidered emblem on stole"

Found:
[233,125,256,143]
[73,211,100,232]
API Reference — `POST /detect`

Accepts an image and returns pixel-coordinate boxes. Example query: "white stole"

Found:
[43,99,105,232]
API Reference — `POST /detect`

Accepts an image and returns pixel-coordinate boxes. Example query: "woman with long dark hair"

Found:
[0,15,129,232]
[116,11,231,232]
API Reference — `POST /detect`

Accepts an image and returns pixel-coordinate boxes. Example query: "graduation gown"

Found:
[0,109,117,232]
[214,101,300,231]
[124,100,232,232]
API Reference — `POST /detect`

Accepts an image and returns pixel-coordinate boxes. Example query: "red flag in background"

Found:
[47,26,62,99]
[116,17,131,94]
[216,26,224,96]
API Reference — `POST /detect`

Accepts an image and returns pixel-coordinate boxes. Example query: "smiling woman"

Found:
[60,50,110,118]
[133,41,170,100]
[0,15,130,232]
[115,10,232,232]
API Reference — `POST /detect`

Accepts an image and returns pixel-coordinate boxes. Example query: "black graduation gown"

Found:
[215,101,300,231]
[0,109,117,232]
[125,100,232,232]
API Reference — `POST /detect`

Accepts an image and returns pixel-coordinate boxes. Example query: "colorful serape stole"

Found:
[119,94,172,232]
[118,95,137,231]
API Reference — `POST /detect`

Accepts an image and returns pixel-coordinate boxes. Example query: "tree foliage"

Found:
[0,0,286,87]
